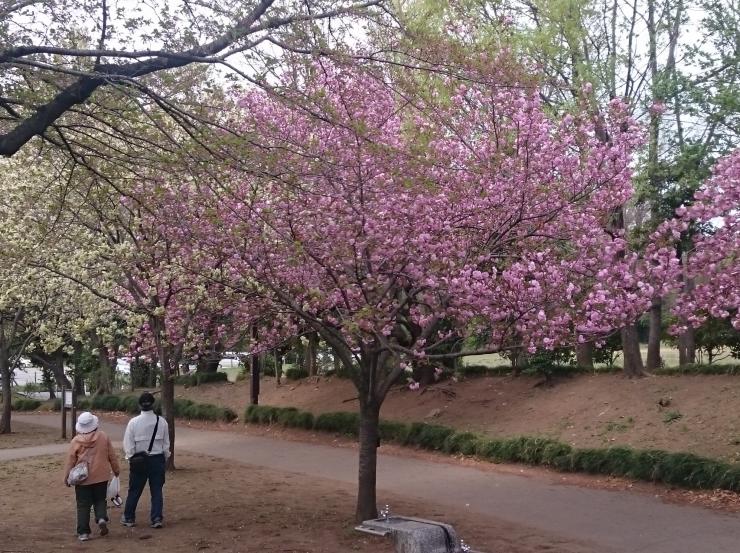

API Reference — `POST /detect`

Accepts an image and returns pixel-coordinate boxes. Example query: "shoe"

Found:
[98,519,109,536]
[120,518,135,527]
[150,519,163,529]
[78,534,90,542]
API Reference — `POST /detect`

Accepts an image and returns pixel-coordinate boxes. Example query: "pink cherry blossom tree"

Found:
[660,150,740,333]
[147,56,674,520]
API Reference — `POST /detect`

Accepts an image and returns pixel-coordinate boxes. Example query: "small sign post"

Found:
[61,385,73,439]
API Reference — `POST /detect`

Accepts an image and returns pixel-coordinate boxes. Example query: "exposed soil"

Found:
[0,452,604,553]
[0,420,68,449]
[177,373,740,461]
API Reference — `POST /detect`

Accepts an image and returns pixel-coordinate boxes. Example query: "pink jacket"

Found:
[64,430,120,486]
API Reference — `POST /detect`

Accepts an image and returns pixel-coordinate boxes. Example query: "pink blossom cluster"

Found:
[138,59,676,360]
[658,150,740,331]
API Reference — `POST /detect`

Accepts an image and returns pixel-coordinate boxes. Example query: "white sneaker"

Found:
[78,534,90,542]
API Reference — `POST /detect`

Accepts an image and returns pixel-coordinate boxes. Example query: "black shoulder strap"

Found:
[147,416,159,453]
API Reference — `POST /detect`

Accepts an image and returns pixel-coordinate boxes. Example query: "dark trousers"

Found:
[75,481,108,535]
[124,454,166,523]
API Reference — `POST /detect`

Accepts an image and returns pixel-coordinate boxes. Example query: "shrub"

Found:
[120,395,140,414]
[174,371,229,387]
[11,398,41,411]
[77,398,91,410]
[378,420,410,443]
[52,398,62,411]
[314,411,360,436]
[405,423,455,451]
[284,367,309,381]
[442,431,480,455]
[278,409,314,429]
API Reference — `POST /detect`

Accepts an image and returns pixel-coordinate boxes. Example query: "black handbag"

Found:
[129,416,159,472]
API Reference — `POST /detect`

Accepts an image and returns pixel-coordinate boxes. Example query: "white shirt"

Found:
[123,411,170,459]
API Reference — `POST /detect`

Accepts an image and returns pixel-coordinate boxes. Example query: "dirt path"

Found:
[13,413,740,553]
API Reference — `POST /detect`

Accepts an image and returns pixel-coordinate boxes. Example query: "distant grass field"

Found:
[463,344,736,369]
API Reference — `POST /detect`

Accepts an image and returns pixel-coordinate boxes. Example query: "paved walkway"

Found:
[8,413,740,553]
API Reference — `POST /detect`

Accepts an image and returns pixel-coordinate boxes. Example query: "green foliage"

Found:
[313,412,360,436]
[174,371,229,387]
[441,431,480,455]
[378,420,410,443]
[243,404,313,429]
[405,423,455,450]
[284,367,309,380]
[75,394,234,422]
[11,398,41,411]
[240,403,740,493]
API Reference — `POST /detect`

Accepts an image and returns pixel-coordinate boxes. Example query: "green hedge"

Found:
[244,405,314,429]
[174,372,229,386]
[243,404,740,493]
[284,367,309,380]
[11,398,42,411]
[74,394,236,422]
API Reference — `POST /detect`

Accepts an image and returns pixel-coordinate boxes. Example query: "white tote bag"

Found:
[107,476,122,506]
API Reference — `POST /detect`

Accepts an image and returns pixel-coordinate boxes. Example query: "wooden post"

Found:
[61,381,67,439]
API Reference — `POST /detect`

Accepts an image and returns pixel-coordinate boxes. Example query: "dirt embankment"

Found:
[177,373,740,461]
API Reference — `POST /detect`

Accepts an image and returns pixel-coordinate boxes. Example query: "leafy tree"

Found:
[0,0,385,157]
[152,56,673,519]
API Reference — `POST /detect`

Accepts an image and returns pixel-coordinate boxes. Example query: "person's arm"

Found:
[162,419,171,459]
[63,442,77,486]
[123,419,136,460]
[107,434,121,476]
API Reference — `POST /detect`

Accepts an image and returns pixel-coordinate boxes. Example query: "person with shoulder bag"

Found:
[63,412,121,542]
[121,391,170,529]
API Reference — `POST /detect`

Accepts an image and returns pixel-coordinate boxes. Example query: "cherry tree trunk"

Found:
[575,343,594,370]
[646,298,663,371]
[306,333,319,376]
[96,345,112,394]
[621,324,644,377]
[0,354,11,434]
[151,316,177,470]
[356,398,380,523]
[678,329,696,367]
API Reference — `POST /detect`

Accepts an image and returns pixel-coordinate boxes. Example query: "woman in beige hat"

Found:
[63,411,121,541]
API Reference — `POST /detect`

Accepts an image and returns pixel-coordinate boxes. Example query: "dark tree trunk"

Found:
[197,352,220,373]
[576,343,594,370]
[678,328,696,366]
[646,297,663,371]
[42,367,56,398]
[306,333,319,376]
[356,397,380,523]
[274,350,283,387]
[74,372,85,396]
[412,362,435,386]
[96,344,112,395]
[31,348,70,390]
[621,324,645,377]
[0,354,11,434]
[151,315,177,470]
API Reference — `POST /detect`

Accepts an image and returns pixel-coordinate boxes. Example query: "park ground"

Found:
[1,423,604,553]
[180,371,740,461]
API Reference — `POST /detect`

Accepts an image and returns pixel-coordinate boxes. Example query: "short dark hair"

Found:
[138,392,155,410]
